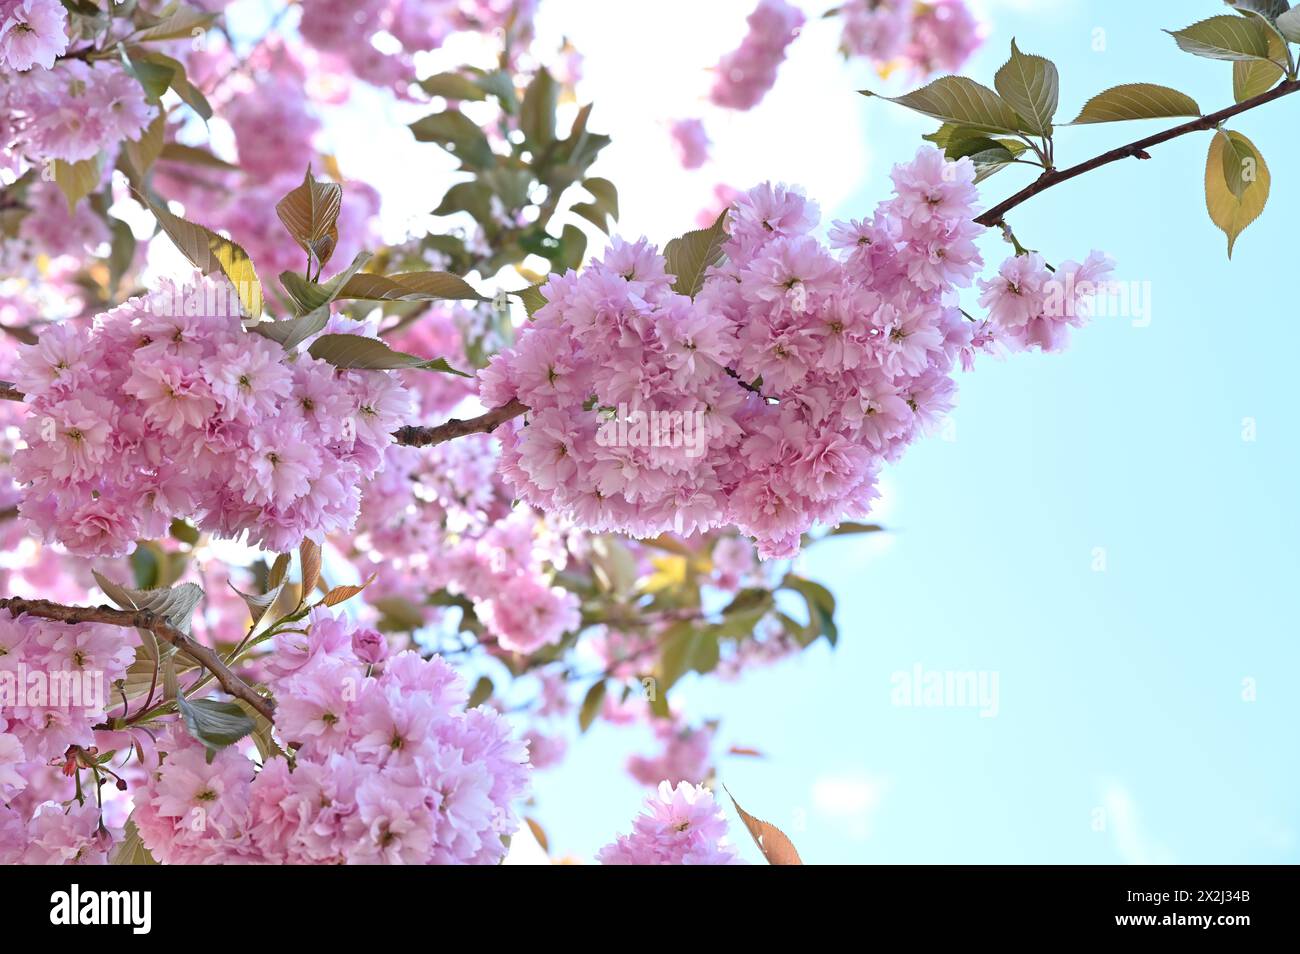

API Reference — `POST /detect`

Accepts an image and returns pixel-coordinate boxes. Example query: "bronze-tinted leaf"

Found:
[320,573,377,607]
[299,539,323,603]
[727,789,804,865]
[276,168,343,271]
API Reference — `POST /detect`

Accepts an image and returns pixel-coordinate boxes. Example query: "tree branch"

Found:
[1,381,528,449]
[392,399,527,447]
[975,79,1300,228]
[0,596,276,721]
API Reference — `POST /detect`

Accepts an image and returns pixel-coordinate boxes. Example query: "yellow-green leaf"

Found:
[147,199,263,317]
[664,209,729,298]
[51,154,102,212]
[334,270,486,303]
[307,334,470,375]
[1205,129,1271,257]
[993,39,1059,136]
[1232,29,1288,102]
[862,75,1023,135]
[1166,15,1272,61]
[1069,83,1201,123]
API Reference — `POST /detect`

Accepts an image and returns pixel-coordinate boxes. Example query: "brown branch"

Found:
[0,381,24,402]
[392,399,527,447]
[0,596,276,721]
[975,79,1300,228]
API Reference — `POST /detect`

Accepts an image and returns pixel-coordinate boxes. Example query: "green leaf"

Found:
[51,154,102,212]
[110,819,158,866]
[1166,15,1273,61]
[234,698,284,764]
[333,270,486,303]
[433,181,494,223]
[519,68,558,151]
[1233,56,1285,101]
[169,518,200,545]
[828,522,885,536]
[664,209,729,298]
[657,622,702,690]
[570,201,612,234]
[1205,129,1271,257]
[467,676,494,709]
[158,142,238,171]
[248,305,330,351]
[993,39,1059,136]
[275,167,343,272]
[279,251,373,314]
[93,571,204,635]
[862,76,1023,135]
[118,44,173,101]
[556,223,587,271]
[582,177,619,220]
[1220,126,1264,198]
[147,198,263,317]
[176,694,257,757]
[420,72,489,101]
[122,113,165,182]
[781,574,838,647]
[227,581,286,628]
[1069,83,1202,123]
[1278,7,1300,41]
[107,216,136,295]
[515,284,548,316]
[1226,0,1291,23]
[135,51,212,120]
[131,4,216,42]
[578,680,607,733]
[307,334,470,375]
[409,110,495,169]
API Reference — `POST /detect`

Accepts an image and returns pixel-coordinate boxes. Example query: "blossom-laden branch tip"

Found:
[0,595,276,722]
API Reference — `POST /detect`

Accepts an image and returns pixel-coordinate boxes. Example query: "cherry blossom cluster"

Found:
[709,0,804,111]
[839,0,982,78]
[128,607,531,864]
[481,146,993,557]
[977,250,1114,354]
[597,781,741,864]
[297,0,539,91]
[0,611,134,863]
[0,0,66,72]
[11,276,412,557]
[669,118,711,170]
[0,58,156,170]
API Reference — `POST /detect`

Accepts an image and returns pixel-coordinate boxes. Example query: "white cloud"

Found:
[811,772,886,841]
[1102,781,1174,865]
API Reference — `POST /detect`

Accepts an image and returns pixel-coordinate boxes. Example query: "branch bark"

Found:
[0,381,528,449]
[0,595,276,721]
[392,399,527,447]
[975,79,1300,228]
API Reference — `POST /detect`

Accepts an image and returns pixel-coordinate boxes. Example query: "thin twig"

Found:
[975,79,1300,228]
[0,596,276,721]
[392,399,527,447]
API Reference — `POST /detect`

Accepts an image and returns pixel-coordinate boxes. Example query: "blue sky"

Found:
[218,0,1298,863]
[518,0,1300,863]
